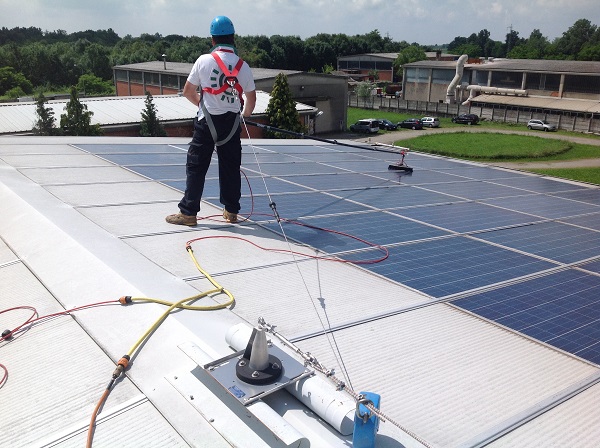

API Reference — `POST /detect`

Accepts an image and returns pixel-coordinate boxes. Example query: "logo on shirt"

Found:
[209,66,237,104]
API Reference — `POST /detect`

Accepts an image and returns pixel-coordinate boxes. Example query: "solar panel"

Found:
[393,201,538,233]
[366,236,556,297]
[474,221,600,264]
[553,189,600,205]
[483,194,600,219]
[452,270,600,364]
[491,176,587,193]
[262,211,450,251]
[561,213,600,231]
[330,185,464,209]
[79,141,600,365]
[423,180,528,200]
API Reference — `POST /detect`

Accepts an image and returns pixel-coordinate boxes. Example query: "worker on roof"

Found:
[166,15,256,226]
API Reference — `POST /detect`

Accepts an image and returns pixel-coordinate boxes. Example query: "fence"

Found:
[348,94,600,134]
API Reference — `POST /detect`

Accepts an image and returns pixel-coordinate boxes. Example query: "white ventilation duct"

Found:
[462,85,528,105]
[445,54,468,104]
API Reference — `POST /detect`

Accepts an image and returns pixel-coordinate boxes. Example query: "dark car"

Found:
[398,118,423,130]
[452,114,479,125]
[375,119,398,131]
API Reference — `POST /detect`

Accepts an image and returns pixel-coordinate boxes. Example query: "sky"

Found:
[1,0,598,45]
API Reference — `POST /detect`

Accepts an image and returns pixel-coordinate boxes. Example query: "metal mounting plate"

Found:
[203,344,313,405]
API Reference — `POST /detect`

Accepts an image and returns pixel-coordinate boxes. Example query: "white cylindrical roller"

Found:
[226,323,356,435]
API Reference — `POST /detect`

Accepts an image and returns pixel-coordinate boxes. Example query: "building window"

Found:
[115,70,128,81]
[564,75,600,94]
[432,69,454,84]
[163,74,179,88]
[145,72,160,86]
[526,73,563,92]
[475,70,488,85]
[491,71,521,88]
[525,73,542,90]
[130,71,143,83]
[361,61,375,70]
[376,61,393,70]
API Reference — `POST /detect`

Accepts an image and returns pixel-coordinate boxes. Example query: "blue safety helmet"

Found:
[210,16,235,36]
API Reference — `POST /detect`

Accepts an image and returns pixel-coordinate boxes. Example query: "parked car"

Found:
[349,119,379,134]
[527,119,557,132]
[452,114,479,125]
[375,119,398,130]
[421,117,440,128]
[398,118,423,130]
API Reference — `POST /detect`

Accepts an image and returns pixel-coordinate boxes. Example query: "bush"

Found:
[0,66,33,95]
[5,87,27,100]
[77,74,114,96]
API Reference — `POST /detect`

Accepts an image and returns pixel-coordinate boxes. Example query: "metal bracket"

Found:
[203,344,313,406]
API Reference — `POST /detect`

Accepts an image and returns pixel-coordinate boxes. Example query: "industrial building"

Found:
[337,52,459,82]
[400,57,600,131]
[113,61,347,134]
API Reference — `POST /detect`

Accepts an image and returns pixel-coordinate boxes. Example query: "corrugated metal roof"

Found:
[471,94,600,113]
[0,93,316,135]
[2,135,600,447]
[405,58,600,75]
[114,60,302,81]
[467,58,600,74]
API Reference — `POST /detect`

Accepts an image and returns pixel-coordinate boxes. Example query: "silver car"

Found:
[527,119,557,132]
[421,117,440,128]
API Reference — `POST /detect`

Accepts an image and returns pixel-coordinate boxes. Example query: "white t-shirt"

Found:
[187,45,255,117]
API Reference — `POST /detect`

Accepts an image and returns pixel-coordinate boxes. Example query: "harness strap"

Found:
[200,100,240,147]
[197,50,243,147]
[202,53,245,99]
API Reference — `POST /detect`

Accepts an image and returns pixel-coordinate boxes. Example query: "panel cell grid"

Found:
[77,142,600,365]
[453,270,600,364]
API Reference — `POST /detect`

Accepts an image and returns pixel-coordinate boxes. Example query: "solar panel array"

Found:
[80,141,600,364]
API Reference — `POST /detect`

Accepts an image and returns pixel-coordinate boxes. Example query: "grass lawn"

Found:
[528,168,600,185]
[400,132,573,160]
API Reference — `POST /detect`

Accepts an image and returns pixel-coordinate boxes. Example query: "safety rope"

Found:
[258,318,433,448]
[239,111,357,390]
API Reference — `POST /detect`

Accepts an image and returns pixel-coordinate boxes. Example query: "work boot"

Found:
[165,212,197,226]
[222,208,238,223]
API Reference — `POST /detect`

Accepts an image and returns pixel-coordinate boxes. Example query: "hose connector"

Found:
[119,296,132,305]
[112,355,130,379]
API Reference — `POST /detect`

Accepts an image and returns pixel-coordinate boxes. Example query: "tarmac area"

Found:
[336,127,600,169]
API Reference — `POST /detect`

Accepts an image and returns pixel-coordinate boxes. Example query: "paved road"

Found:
[333,127,600,169]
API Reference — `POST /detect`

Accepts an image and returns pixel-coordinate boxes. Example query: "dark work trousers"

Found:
[178,112,242,216]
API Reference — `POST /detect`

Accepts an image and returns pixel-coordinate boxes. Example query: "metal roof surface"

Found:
[471,94,600,113]
[0,93,316,135]
[114,61,303,81]
[405,58,600,74]
[1,135,600,447]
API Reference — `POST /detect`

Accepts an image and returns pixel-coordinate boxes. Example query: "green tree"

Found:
[77,74,114,96]
[555,19,597,58]
[508,29,550,59]
[393,45,427,79]
[32,93,59,135]
[60,86,103,135]
[265,73,305,138]
[505,29,524,56]
[356,81,375,108]
[322,63,334,74]
[0,66,33,95]
[453,43,482,58]
[140,91,167,137]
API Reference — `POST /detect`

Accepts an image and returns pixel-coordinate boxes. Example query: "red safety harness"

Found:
[202,51,245,105]
[198,49,245,146]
